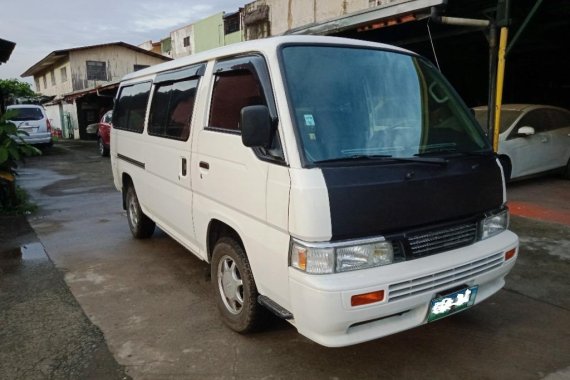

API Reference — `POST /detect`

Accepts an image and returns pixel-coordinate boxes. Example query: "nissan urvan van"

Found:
[111,36,518,347]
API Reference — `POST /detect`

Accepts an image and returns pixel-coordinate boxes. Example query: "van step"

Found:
[258,295,293,320]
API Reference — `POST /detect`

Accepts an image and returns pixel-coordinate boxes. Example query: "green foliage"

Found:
[0,78,36,98]
[0,110,42,175]
[0,185,37,215]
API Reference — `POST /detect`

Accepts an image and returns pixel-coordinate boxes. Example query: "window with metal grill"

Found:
[134,64,149,72]
[86,60,107,81]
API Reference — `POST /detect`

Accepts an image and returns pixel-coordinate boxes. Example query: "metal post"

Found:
[493,27,509,152]
[487,24,497,138]
[507,0,543,56]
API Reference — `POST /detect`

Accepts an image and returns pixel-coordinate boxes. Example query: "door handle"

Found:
[181,158,187,176]
[199,161,209,170]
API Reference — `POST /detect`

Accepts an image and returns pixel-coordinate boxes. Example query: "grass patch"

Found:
[0,185,37,216]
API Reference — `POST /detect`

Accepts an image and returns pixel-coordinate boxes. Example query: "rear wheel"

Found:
[211,237,261,333]
[125,186,155,239]
[98,137,109,157]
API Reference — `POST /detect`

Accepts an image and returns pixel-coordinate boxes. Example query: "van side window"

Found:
[209,70,266,132]
[148,78,198,141]
[114,82,151,133]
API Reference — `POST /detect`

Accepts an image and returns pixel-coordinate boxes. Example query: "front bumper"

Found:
[288,230,518,347]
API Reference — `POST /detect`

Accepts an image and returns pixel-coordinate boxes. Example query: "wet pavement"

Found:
[0,216,129,379]
[2,141,569,379]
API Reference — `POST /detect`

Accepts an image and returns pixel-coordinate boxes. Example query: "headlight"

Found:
[290,239,395,274]
[480,209,509,240]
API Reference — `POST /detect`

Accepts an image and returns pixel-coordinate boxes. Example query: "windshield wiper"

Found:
[415,149,493,158]
[314,155,447,165]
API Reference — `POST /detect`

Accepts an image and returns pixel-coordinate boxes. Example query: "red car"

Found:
[97,110,112,156]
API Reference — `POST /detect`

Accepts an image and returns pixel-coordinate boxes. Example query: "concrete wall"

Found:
[224,30,244,46]
[170,24,195,59]
[44,104,62,131]
[34,61,73,97]
[244,0,375,38]
[193,13,225,53]
[62,101,79,139]
[68,45,166,92]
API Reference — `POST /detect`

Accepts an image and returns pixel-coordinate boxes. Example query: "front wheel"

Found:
[211,237,261,333]
[125,186,155,239]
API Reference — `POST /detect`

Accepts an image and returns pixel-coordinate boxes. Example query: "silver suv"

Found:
[6,104,53,146]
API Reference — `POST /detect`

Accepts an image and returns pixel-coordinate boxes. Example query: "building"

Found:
[21,42,170,139]
[241,0,570,112]
[154,9,245,60]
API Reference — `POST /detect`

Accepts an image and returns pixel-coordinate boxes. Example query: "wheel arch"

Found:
[498,154,512,181]
[207,219,246,263]
[121,173,133,210]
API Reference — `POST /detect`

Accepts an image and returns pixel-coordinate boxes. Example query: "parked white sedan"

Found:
[473,104,570,180]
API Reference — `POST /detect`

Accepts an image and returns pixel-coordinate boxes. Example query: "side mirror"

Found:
[241,105,274,148]
[516,126,535,137]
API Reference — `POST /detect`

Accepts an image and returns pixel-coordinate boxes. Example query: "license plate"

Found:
[427,286,478,322]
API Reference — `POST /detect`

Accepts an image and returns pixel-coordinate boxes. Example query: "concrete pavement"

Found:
[3,141,570,379]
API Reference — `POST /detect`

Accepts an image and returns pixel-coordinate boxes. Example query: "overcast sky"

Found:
[0,0,246,83]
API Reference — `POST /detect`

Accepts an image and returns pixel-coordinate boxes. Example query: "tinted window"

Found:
[103,111,112,124]
[546,109,570,130]
[517,109,550,133]
[148,78,198,141]
[209,70,265,132]
[281,46,489,163]
[8,107,44,121]
[474,109,521,133]
[114,82,151,133]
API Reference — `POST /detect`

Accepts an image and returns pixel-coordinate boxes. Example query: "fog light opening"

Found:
[351,290,385,307]
[505,248,516,261]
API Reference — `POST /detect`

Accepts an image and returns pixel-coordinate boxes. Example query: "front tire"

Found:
[211,237,261,333]
[125,186,155,239]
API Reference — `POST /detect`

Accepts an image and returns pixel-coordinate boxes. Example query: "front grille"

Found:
[388,252,504,302]
[407,222,478,258]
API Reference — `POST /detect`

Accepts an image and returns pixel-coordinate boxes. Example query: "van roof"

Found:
[121,35,414,83]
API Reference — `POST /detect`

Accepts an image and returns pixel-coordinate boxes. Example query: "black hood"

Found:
[321,156,503,240]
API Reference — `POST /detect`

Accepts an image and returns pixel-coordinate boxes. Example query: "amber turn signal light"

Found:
[351,290,385,307]
[505,248,516,261]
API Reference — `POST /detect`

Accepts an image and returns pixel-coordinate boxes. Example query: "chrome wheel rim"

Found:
[128,193,140,227]
[217,255,243,315]
[98,139,104,155]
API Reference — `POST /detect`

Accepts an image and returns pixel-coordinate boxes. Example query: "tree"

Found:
[0,78,36,98]
[0,78,37,113]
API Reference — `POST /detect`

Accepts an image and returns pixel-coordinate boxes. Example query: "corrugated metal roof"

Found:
[21,41,171,77]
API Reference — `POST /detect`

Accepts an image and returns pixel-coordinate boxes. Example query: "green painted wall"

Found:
[224,30,243,46]
[193,12,244,53]
[193,13,224,53]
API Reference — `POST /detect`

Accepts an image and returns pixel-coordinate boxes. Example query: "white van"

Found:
[111,35,518,347]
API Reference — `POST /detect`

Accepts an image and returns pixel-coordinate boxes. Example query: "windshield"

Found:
[8,107,44,121]
[474,109,522,133]
[281,46,490,164]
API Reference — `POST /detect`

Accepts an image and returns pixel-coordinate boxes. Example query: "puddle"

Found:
[20,242,48,261]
